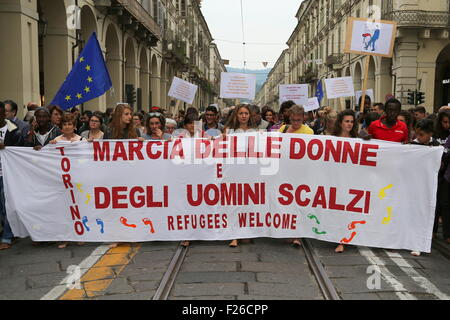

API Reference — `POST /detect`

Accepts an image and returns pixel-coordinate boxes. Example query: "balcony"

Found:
[163,35,188,69]
[326,54,344,70]
[383,10,450,28]
[102,0,162,40]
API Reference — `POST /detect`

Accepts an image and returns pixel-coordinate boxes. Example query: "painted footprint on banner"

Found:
[307,214,321,225]
[340,232,357,244]
[82,216,90,232]
[382,207,393,225]
[348,221,366,231]
[96,218,105,234]
[142,218,155,234]
[378,184,393,200]
[120,217,137,228]
[312,227,327,235]
[76,183,84,194]
[85,193,91,205]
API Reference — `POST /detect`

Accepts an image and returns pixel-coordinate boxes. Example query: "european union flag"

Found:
[50,32,112,110]
[315,79,324,106]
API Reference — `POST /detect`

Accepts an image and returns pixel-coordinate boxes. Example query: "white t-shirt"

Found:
[0,124,7,177]
[36,131,51,146]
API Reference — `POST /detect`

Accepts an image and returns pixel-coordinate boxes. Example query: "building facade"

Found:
[258,0,450,112]
[0,0,226,117]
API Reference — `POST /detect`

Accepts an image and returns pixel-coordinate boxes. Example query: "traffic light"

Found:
[417,91,425,105]
[407,90,416,105]
[125,84,136,106]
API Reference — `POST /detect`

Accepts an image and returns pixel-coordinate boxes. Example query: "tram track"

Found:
[152,243,189,300]
[301,239,341,300]
[152,239,341,300]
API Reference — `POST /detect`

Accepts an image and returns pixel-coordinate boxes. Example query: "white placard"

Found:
[304,97,321,112]
[345,18,397,58]
[168,77,198,105]
[324,77,356,99]
[220,72,256,100]
[279,84,309,106]
[355,89,375,104]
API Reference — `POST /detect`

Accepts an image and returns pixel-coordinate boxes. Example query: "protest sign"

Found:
[344,17,397,58]
[345,17,397,112]
[1,135,442,253]
[355,89,375,104]
[279,84,308,106]
[168,77,198,105]
[324,77,355,99]
[220,72,256,100]
[304,97,320,112]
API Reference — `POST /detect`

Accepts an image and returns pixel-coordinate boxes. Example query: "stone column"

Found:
[0,0,40,118]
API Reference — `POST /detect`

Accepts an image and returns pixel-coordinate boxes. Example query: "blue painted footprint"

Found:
[82,216,90,232]
[96,218,105,234]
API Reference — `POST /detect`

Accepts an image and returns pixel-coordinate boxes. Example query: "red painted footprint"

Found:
[340,232,357,244]
[120,217,137,228]
[348,221,366,230]
[142,218,155,234]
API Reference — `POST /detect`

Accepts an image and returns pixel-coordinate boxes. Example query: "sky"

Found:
[201,0,302,70]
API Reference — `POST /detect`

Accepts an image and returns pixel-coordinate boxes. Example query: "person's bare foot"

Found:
[292,239,302,247]
[335,244,345,253]
[229,240,238,248]
[0,243,11,250]
[77,242,85,246]
[57,242,68,249]
[181,241,190,247]
[109,242,119,248]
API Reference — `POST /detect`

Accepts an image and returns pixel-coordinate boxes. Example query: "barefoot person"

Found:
[0,101,24,250]
[224,105,257,247]
[332,110,359,253]
[279,105,314,247]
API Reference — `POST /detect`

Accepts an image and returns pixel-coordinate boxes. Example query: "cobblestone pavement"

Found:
[0,237,448,300]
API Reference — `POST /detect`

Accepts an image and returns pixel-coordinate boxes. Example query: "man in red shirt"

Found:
[368,98,409,143]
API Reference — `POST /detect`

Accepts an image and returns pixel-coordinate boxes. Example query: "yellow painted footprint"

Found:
[76,183,84,193]
[378,184,393,200]
[85,193,91,205]
[382,206,393,225]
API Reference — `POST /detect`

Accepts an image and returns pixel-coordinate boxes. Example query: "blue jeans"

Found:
[0,177,13,244]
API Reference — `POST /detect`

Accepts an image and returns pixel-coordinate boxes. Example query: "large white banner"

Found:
[220,72,256,100]
[1,134,442,253]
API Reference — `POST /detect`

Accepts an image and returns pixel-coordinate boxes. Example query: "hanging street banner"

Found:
[220,72,256,100]
[1,134,442,253]
[344,17,397,58]
[324,77,356,99]
[279,84,309,106]
[168,77,198,105]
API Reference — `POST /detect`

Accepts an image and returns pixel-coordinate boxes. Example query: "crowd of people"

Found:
[0,98,449,256]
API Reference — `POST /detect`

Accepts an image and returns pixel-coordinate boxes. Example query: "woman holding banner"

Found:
[103,104,144,248]
[143,112,172,141]
[49,113,85,249]
[103,104,142,140]
[224,105,257,248]
[279,105,314,247]
[224,104,256,135]
[332,110,358,253]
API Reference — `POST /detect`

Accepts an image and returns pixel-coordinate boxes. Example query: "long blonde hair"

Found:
[109,104,138,139]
